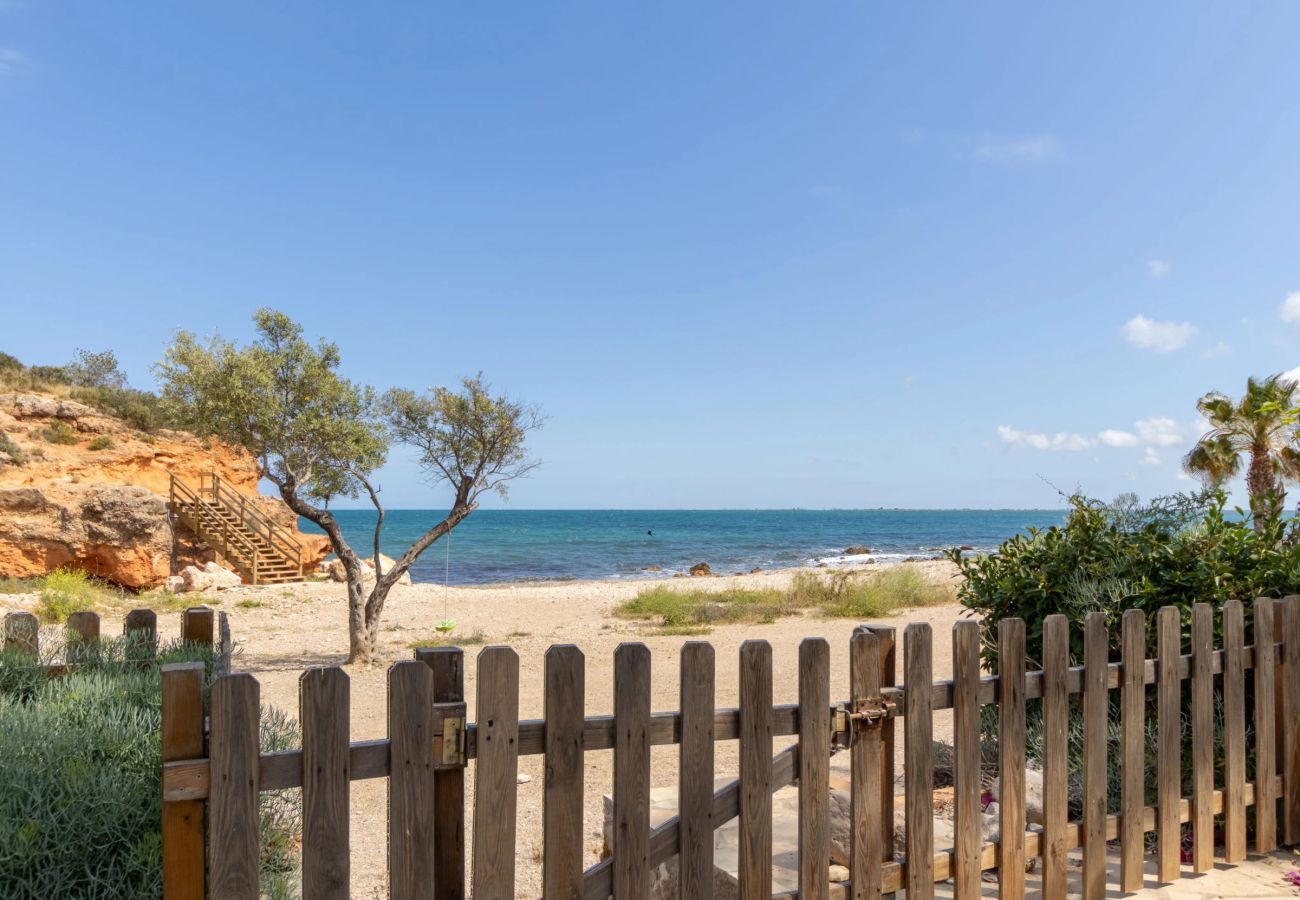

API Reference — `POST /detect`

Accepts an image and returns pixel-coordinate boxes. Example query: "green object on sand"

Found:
[434,619,456,634]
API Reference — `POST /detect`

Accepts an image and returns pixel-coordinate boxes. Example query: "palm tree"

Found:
[1183,374,1300,528]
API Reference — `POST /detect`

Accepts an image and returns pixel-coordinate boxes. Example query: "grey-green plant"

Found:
[157,309,542,663]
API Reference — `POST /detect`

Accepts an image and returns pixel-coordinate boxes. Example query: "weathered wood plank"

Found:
[952,620,981,900]
[613,643,652,900]
[1041,615,1068,900]
[905,623,935,900]
[418,646,467,900]
[544,645,586,900]
[161,662,205,900]
[474,646,521,898]
[998,618,1025,900]
[301,667,350,900]
[389,661,435,900]
[1222,599,1246,863]
[1284,595,1300,845]
[1156,605,1181,884]
[1082,612,1108,900]
[869,625,897,864]
[65,611,99,661]
[680,642,716,900]
[1254,598,1278,853]
[850,628,882,900]
[3,611,38,655]
[1119,609,1146,892]
[739,640,773,900]
[209,674,261,900]
[1191,603,1213,872]
[799,638,831,900]
[182,606,214,645]
[124,608,157,661]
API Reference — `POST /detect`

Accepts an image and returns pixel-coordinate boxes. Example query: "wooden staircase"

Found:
[170,473,305,585]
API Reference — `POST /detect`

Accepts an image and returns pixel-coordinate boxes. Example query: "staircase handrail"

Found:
[201,473,304,576]
[169,475,263,574]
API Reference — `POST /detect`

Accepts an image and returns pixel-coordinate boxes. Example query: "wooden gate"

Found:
[161,598,1300,898]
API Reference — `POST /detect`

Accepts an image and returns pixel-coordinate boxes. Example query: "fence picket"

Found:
[739,640,773,900]
[613,643,652,900]
[182,606,214,645]
[1156,606,1181,883]
[905,623,934,900]
[1081,612,1108,900]
[208,674,260,900]
[389,661,436,900]
[301,667,350,899]
[3,611,38,655]
[952,620,981,900]
[124,608,157,661]
[161,662,206,900]
[417,646,467,900]
[799,638,831,900]
[66,611,99,661]
[1284,596,1300,845]
[998,618,1026,900]
[1222,599,1246,863]
[850,628,882,900]
[475,646,522,898]
[1254,597,1278,853]
[544,645,586,900]
[1041,615,1068,900]
[680,642,716,900]
[1190,603,1214,872]
[1119,609,1146,892]
[868,625,897,865]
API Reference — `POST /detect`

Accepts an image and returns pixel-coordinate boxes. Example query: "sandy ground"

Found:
[65,561,1300,898]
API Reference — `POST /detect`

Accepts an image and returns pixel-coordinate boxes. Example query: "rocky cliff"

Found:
[0,391,329,587]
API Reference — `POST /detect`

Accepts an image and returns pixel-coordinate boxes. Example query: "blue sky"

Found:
[3,3,1300,509]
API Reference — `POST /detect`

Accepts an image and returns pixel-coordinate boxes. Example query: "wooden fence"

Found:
[161,598,1300,899]
[2,605,227,670]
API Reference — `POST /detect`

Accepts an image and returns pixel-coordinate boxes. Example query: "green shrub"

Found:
[87,435,114,451]
[39,421,79,446]
[35,568,110,623]
[69,385,171,433]
[0,432,26,466]
[0,637,301,898]
[799,566,955,618]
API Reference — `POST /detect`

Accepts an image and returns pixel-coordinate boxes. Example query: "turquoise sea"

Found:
[303,509,1068,586]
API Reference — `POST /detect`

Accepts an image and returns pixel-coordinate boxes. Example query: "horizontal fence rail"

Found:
[164,597,1300,899]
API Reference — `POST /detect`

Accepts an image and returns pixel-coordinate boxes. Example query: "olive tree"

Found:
[157,309,541,663]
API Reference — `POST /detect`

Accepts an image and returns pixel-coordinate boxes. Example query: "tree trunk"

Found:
[1246,446,1282,531]
[347,578,372,664]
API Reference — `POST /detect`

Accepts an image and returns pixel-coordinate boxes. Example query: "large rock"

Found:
[991,768,1044,825]
[326,554,413,586]
[689,562,711,576]
[844,545,873,555]
[179,562,243,592]
[0,484,172,588]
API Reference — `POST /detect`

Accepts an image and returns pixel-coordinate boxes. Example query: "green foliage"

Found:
[66,349,127,390]
[87,435,114,451]
[70,385,172,433]
[39,421,79,445]
[0,432,26,466]
[618,565,954,633]
[949,490,1300,667]
[0,637,301,899]
[0,577,40,594]
[36,568,113,623]
[157,309,387,502]
[408,628,487,649]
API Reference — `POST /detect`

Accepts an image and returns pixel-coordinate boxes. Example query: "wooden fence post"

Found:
[1282,595,1300,844]
[1119,609,1146,892]
[850,627,883,900]
[209,673,261,899]
[161,661,206,900]
[739,640,773,900]
[124,608,158,662]
[389,660,436,900]
[679,642,715,900]
[1254,598,1278,853]
[1156,606,1181,883]
[998,618,1026,900]
[1190,603,1214,872]
[798,638,831,900]
[952,620,981,900]
[904,623,934,900]
[475,646,522,898]
[301,667,351,899]
[183,606,215,646]
[1041,615,1069,900]
[417,647,466,900]
[4,610,39,656]
[543,645,586,899]
[1081,612,1108,900]
[1222,600,1246,863]
[866,624,896,866]
[66,611,100,661]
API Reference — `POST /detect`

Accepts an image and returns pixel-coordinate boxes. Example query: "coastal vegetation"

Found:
[1,569,201,622]
[0,637,301,899]
[0,349,176,436]
[616,565,955,634]
[156,310,542,664]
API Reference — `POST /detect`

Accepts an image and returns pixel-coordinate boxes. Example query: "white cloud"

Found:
[1121,314,1197,352]
[1281,365,1300,385]
[998,425,1095,451]
[1099,429,1139,448]
[1135,416,1184,447]
[1140,447,1162,466]
[1147,259,1170,278]
[1281,291,1300,325]
[973,133,1062,165]
[0,48,25,77]
[1201,341,1231,359]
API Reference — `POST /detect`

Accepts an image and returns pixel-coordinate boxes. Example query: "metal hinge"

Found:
[831,697,897,749]
[432,702,468,768]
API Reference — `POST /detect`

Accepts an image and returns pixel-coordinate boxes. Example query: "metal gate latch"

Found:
[432,701,468,768]
[832,698,897,748]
